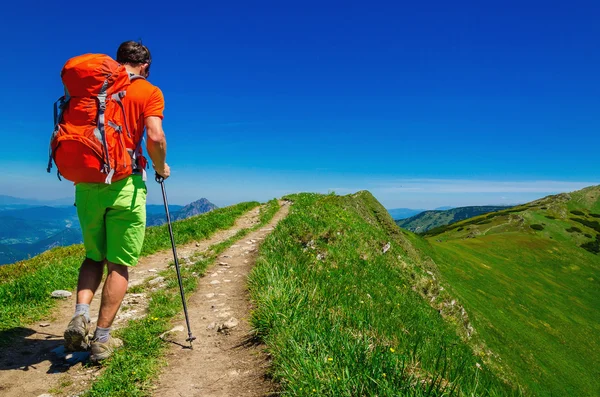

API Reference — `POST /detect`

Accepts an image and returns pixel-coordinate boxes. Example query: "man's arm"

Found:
[145,116,170,178]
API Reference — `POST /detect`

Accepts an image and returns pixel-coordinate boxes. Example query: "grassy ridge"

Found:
[411,186,600,396]
[0,201,259,332]
[85,199,281,396]
[248,192,517,396]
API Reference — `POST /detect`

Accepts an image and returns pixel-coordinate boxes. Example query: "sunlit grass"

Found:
[248,192,517,396]
[410,186,600,396]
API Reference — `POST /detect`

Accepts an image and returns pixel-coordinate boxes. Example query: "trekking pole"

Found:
[156,173,196,348]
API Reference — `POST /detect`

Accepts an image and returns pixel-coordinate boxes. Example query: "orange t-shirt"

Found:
[123,77,165,148]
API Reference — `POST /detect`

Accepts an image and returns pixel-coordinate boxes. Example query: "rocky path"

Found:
[152,202,289,397]
[0,203,279,397]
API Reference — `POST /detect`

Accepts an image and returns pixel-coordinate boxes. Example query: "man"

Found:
[63,41,170,363]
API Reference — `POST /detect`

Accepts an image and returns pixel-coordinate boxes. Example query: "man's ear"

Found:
[142,62,150,78]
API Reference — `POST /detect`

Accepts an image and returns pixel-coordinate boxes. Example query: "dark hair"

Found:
[116,41,152,66]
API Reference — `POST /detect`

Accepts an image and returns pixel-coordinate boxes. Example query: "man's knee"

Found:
[106,261,129,280]
[81,257,105,270]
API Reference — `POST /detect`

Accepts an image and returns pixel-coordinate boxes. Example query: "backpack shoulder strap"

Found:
[113,76,148,181]
[128,73,146,82]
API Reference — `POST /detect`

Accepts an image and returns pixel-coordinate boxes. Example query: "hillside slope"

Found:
[396,206,511,233]
[248,191,518,396]
[409,185,600,396]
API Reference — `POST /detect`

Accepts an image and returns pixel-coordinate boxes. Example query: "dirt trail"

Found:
[153,202,289,397]
[0,204,270,397]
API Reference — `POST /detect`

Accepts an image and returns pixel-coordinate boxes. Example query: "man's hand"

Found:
[154,163,171,179]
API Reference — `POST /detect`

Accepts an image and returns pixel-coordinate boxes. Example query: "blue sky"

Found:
[1,1,598,208]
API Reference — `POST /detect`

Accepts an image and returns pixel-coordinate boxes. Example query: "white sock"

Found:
[74,303,90,322]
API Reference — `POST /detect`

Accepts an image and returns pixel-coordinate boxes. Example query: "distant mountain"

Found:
[0,216,66,243]
[396,205,512,233]
[0,204,37,212]
[0,244,25,266]
[0,195,32,205]
[0,197,217,265]
[147,198,218,226]
[174,198,218,220]
[0,195,74,206]
[13,228,83,258]
[0,206,78,224]
[146,204,184,215]
[0,228,83,265]
[434,206,454,211]
[386,208,425,220]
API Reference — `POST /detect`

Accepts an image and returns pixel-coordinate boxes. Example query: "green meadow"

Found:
[410,186,600,396]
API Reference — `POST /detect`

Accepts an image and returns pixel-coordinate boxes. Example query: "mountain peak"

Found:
[182,198,214,209]
[173,199,218,221]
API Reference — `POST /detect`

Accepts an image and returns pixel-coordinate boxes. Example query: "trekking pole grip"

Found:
[155,172,164,183]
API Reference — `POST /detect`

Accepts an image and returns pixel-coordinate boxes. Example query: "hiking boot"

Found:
[64,314,91,351]
[90,335,123,363]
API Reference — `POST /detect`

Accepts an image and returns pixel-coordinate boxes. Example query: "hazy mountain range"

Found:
[0,196,217,265]
[395,205,512,233]
[146,199,218,226]
[386,206,456,220]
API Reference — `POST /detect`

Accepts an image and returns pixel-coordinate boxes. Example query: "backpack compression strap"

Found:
[47,95,70,179]
[95,80,115,184]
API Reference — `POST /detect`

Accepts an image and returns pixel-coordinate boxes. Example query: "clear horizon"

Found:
[2,178,597,211]
[1,2,598,209]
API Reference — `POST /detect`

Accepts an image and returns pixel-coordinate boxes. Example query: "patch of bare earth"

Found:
[0,205,267,397]
[152,203,290,397]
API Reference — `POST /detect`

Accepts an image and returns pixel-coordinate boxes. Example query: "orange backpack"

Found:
[47,54,146,184]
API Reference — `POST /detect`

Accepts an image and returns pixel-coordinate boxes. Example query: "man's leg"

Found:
[96,262,129,329]
[90,175,146,362]
[67,257,105,327]
[65,258,105,351]
[89,262,129,362]
[76,258,105,305]
[66,184,106,351]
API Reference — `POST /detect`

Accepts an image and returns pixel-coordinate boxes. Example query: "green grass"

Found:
[259,198,280,224]
[141,201,260,255]
[0,201,260,333]
[85,200,282,396]
[409,187,600,396]
[248,192,518,396]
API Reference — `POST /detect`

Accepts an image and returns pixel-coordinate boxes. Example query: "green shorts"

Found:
[75,175,147,267]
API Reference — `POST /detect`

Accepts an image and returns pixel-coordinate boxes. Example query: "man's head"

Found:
[116,41,152,78]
